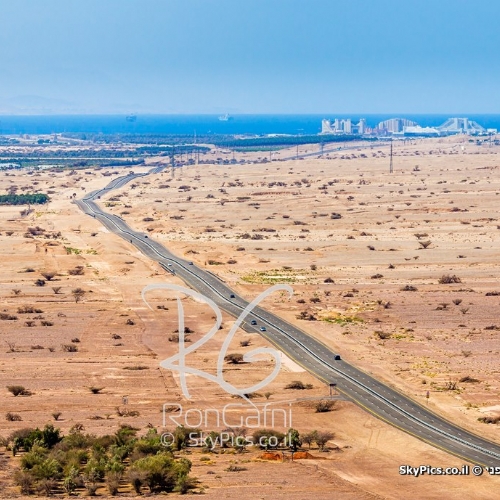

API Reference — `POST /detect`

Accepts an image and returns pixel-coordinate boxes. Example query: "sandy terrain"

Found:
[0,136,499,498]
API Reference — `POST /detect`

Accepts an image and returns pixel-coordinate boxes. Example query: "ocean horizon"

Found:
[0,114,499,136]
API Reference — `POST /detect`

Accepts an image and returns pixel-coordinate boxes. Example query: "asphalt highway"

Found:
[76,167,500,467]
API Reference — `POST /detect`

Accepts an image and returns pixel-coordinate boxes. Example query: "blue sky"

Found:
[0,0,499,114]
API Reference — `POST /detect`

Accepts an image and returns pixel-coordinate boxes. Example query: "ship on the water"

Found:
[126,114,137,122]
[218,113,232,122]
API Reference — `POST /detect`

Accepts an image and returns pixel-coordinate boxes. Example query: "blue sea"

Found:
[0,114,500,136]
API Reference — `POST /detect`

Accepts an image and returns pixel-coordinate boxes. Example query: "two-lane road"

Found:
[76,168,500,468]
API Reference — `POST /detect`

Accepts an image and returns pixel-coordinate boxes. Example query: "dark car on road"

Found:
[260,326,266,332]
[251,320,257,325]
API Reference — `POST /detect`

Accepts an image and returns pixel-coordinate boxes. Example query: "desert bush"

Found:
[452,299,463,305]
[128,452,192,493]
[285,380,313,390]
[106,471,122,496]
[301,430,318,449]
[296,310,317,321]
[41,271,57,281]
[168,334,192,343]
[374,331,391,340]
[224,353,244,364]
[18,306,43,314]
[6,412,22,421]
[252,429,285,449]
[72,288,86,303]
[324,277,335,283]
[7,385,31,396]
[14,470,35,494]
[34,279,46,287]
[61,344,78,352]
[401,285,418,291]
[438,274,462,284]
[52,286,62,294]
[68,266,85,276]
[0,313,17,320]
[315,400,336,413]
[478,416,500,424]
[443,380,458,391]
[89,387,105,394]
[315,431,334,451]
[52,412,62,421]
[225,464,247,472]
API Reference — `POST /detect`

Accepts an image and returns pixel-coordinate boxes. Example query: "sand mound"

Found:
[259,451,323,461]
[259,452,282,461]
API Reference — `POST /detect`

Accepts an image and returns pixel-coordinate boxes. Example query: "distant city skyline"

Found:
[321,116,495,137]
[1,0,500,115]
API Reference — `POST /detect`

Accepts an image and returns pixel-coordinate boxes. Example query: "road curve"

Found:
[76,167,500,467]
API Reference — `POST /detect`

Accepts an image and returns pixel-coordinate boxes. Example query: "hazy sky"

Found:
[1,0,499,114]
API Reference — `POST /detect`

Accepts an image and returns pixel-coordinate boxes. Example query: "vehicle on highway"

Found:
[251,320,257,325]
[334,354,341,360]
[144,235,148,238]
[188,261,193,265]
[260,326,266,332]
[230,294,235,298]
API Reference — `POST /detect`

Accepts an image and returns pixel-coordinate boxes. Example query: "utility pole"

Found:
[170,146,175,168]
[389,139,393,174]
[296,144,299,160]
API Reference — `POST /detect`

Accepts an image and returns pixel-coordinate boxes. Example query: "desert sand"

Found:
[1,135,499,498]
